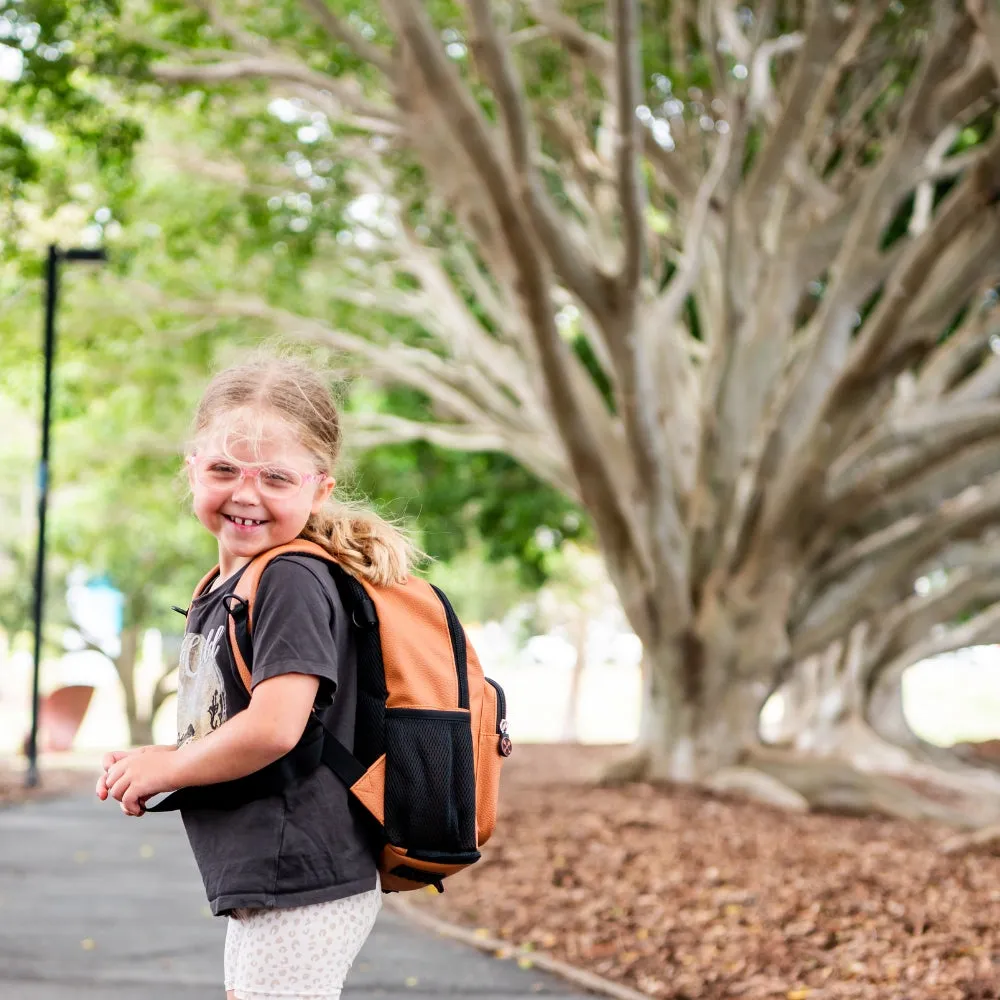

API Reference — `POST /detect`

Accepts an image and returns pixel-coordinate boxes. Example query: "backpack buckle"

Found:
[351,598,378,630]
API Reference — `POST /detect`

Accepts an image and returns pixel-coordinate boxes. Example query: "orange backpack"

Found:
[192,540,510,893]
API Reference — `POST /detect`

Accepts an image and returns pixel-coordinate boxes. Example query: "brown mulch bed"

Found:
[411,744,1000,1000]
[0,759,96,807]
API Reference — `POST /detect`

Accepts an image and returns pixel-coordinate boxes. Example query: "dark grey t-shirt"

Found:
[175,554,377,915]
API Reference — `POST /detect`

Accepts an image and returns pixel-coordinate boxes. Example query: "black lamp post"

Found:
[25,244,108,789]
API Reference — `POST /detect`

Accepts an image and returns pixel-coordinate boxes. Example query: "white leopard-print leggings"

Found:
[224,876,382,1000]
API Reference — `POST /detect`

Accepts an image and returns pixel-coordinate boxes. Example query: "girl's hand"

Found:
[103,747,180,816]
[96,745,173,802]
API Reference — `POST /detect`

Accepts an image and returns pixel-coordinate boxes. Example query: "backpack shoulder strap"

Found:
[227,540,339,693]
[191,566,220,603]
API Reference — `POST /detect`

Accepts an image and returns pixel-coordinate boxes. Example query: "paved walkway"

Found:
[0,795,592,999]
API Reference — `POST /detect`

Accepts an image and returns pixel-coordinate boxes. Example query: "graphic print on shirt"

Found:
[176,625,228,746]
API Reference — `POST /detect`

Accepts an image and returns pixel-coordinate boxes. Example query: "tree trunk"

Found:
[867,670,922,749]
[602,564,792,784]
[561,609,587,743]
[128,716,155,748]
[613,599,1000,828]
[760,654,820,747]
[115,624,145,747]
[631,629,774,781]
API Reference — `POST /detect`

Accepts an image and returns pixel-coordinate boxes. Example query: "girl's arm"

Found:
[172,672,320,785]
[102,673,319,814]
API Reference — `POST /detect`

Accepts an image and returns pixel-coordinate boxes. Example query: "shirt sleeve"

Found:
[250,557,339,706]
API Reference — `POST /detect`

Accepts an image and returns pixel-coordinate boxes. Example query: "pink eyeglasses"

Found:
[187,456,325,500]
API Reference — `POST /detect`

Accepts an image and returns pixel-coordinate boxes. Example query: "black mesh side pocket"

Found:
[384,708,477,854]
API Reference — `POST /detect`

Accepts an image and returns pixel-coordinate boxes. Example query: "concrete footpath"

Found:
[0,795,593,999]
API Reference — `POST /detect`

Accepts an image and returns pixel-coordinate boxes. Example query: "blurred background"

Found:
[6,2,1000,997]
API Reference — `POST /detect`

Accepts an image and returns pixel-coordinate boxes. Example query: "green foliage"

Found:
[354,440,588,588]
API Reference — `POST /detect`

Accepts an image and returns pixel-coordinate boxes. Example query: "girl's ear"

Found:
[311,476,336,514]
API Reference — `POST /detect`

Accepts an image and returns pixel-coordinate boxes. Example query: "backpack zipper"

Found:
[485,677,512,756]
[484,677,506,732]
[431,585,469,709]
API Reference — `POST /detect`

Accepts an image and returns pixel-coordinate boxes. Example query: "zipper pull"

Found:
[498,718,512,757]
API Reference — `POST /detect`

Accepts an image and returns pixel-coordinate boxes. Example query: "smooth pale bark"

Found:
[117,625,142,745]
[561,609,588,743]
[620,597,779,782]
[114,625,169,748]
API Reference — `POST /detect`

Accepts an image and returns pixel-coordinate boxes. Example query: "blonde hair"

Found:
[191,353,415,586]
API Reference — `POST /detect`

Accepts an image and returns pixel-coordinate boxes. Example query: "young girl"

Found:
[96,354,414,1000]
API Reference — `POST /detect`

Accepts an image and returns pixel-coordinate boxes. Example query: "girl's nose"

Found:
[231,475,261,504]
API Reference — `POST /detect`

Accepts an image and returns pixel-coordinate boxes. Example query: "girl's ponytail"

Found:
[301,502,416,587]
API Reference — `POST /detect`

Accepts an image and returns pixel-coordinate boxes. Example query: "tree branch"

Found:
[299,0,394,75]
[916,295,998,400]
[867,557,1000,672]
[464,0,616,326]
[748,32,805,122]
[793,473,1000,658]
[764,7,976,474]
[830,132,1000,405]
[138,284,518,433]
[647,125,733,338]
[910,125,961,236]
[152,57,399,125]
[967,0,1000,80]
[346,411,578,497]
[761,128,1000,548]
[936,52,996,124]
[744,3,846,215]
[612,0,645,299]
[828,402,1000,513]
[951,353,1000,405]
[346,411,508,453]
[642,126,698,200]
[866,599,1000,703]
[523,0,613,83]
[386,0,655,596]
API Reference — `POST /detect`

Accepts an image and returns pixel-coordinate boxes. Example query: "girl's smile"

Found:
[221,513,270,532]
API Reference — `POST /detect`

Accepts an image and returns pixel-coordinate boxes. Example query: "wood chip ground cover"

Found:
[412,745,1000,999]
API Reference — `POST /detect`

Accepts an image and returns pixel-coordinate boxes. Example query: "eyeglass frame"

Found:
[186,455,327,497]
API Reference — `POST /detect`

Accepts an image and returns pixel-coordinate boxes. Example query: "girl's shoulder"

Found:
[256,552,343,612]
